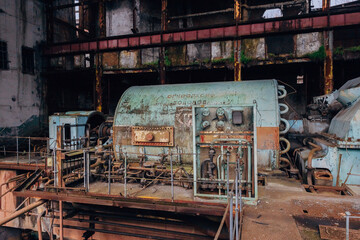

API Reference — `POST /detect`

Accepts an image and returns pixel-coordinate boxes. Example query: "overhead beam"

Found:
[43,10,360,56]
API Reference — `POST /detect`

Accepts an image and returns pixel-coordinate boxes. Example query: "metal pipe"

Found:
[37,209,47,240]
[345,211,350,240]
[0,199,47,226]
[28,137,31,163]
[170,152,174,202]
[108,156,111,195]
[226,151,230,194]
[307,141,322,169]
[59,200,63,240]
[247,145,252,196]
[16,137,19,164]
[235,163,239,240]
[124,152,127,198]
[239,161,242,213]
[229,192,234,240]
[217,154,221,195]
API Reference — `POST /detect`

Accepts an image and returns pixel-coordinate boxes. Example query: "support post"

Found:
[234,0,241,82]
[323,0,333,94]
[56,126,64,188]
[345,211,350,240]
[95,53,103,112]
[59,200,64,240]
[159,0,167,84]
[95,0,106,112]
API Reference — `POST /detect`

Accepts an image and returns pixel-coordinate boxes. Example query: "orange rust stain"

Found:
[257,127,279,150]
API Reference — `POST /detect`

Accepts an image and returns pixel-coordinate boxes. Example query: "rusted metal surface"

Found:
[44,10,360,56]
[132,126,174,146]
[323,30,334,95]
[56,126,64,188]
[13,190,226,217]
[319,225,360,240]
[95,53,103,112]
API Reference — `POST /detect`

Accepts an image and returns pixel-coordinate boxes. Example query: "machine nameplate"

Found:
[132,126,174,146]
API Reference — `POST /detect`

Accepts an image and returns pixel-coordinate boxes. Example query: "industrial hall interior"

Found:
[0,0,360,239]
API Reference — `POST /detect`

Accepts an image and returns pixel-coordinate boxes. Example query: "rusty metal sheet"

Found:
[257,127,279,150]
[132,126,174,146]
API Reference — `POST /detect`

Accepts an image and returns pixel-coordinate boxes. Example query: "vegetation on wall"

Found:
[304,45,326,61]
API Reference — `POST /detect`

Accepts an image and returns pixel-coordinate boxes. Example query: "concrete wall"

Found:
[0,0,45,136]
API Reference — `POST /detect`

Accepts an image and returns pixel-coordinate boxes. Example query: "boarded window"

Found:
[0,41,9,70]
[22,46,35,74]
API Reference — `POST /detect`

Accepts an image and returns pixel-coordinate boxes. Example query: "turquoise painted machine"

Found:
[113,80,286,203]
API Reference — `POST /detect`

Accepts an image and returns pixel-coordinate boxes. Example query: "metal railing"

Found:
[0,136,50,166]
[345,211,360,240]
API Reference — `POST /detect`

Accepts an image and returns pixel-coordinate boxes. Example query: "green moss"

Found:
[346,45,360,52]
[143,60,159,68]
[212,58,228,64]
[305,45,326,61]
[240,51,251,64]
[164,50,171,67]
[268,53,276,58]
[334,47,344,55]
[202,58,211,64]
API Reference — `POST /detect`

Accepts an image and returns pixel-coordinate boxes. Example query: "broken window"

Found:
[22,46,35,74]
[0,41,9,70]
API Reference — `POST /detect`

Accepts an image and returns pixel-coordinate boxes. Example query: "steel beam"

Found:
[44,10,360,56]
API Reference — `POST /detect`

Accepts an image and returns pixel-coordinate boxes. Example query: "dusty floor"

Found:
[242,176,360,240]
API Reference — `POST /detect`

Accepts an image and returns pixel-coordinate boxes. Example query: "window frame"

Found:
[0,40,9,70]
[21,46,35,75]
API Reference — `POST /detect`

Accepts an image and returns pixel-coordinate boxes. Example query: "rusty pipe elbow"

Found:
[307,142,322,169]
[37,209,47,240]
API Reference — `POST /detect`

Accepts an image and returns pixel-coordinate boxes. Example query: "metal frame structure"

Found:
[44,9,360,56]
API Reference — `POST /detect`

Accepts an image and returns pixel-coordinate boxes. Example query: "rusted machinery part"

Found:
[306,141,322,170]
[307,169,314,186]
[279,118,290,135]
[0,199,47,226]
[279,137,291,155]
[279,157,291,168]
